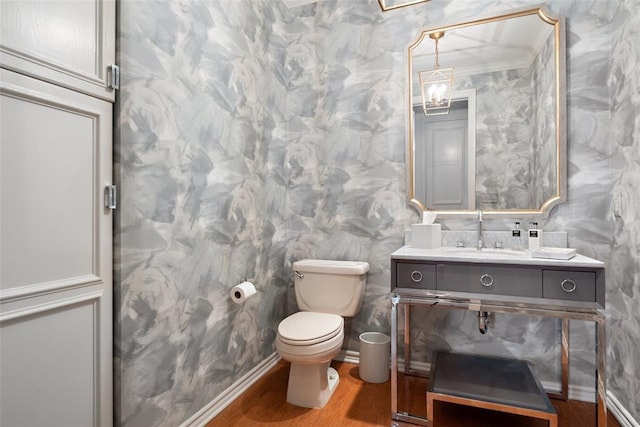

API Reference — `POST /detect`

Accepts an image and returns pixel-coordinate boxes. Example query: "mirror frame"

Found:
[378,0,431,12]
[405,6,566,217]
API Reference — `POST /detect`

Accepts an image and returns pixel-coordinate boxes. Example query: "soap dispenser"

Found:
[511,221,523,250]
[528,222,543,251]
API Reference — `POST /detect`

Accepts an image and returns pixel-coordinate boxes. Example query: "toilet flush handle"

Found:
[294,271,304,279]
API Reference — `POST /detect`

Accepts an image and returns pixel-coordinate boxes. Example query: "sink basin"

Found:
[441,247,527,258]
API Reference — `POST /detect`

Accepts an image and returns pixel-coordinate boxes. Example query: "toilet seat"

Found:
[276,327,344,361]
[277,312,343,345]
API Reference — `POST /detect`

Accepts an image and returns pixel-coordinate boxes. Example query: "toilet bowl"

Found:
[276,259,369,409]
[276,312,344,408]
[276,312,344,363]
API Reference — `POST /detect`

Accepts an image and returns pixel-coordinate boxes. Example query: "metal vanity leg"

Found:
[390,296,429,426]
[404,304,411,374]
[548,318,569,401]
[561,318,570,400]
[596,317,607,427]
[391,294,399,416]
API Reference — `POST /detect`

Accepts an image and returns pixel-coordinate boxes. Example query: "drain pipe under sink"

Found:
[478,311,490,334]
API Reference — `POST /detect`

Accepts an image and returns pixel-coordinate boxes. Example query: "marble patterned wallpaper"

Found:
[114,0,639,425]
[455,29,556,211]
[114,1,290,425]
[609,0,640,419]
[455,68,536,210]
[531,31,558,208]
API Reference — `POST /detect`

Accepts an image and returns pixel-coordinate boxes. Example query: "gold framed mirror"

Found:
[378,0,431,11]
[406,6,566,217]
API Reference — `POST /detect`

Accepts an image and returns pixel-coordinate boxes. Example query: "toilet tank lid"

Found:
[292,259,369,275]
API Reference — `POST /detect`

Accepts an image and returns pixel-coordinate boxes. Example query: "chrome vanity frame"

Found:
[389,248,607,427]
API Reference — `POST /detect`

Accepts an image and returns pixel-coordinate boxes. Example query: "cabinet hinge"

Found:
[104,184,117,210]
[107,64,120,90]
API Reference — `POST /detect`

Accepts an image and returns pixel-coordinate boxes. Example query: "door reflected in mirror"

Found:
[407,7,566,216]
[414,97,474,210]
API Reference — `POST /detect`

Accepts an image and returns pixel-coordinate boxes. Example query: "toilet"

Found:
[276,259,369,408]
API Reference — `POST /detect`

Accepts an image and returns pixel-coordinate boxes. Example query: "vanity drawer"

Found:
[543,270,595,302]
[437,264,542,297]
[396,262,437,290]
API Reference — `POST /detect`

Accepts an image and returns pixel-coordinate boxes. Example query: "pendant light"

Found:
[419,31,454,116]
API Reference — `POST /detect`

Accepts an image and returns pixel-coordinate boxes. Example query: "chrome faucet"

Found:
[477,210,483,250]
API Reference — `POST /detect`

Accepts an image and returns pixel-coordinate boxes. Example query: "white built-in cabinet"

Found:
[0,1,115,426]
[1,0,116,101]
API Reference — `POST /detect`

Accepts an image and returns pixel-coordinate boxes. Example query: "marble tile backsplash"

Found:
[439,230,568,250]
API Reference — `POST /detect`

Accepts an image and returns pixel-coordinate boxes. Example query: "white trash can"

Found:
[358,332,390,383]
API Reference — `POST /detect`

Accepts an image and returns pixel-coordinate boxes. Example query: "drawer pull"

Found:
[560,279,577,293]
[410,271,423,283]
[480,274,494,287]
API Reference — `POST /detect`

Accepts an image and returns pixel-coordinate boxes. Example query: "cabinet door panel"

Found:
[543,270,595,302]
[396,262,437,290]
[1,301,97,427]
[1,68,112,427]
[0,0,115,101]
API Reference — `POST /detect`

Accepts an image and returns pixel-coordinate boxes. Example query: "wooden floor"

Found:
[208,360,621,427]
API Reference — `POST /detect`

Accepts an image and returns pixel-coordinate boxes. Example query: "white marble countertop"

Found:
[391,246,605,268]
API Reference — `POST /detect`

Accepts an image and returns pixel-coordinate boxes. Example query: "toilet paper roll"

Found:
[230,281,256,304]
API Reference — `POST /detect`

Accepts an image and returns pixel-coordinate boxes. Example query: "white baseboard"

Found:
[607,391,640,427]
[180,353,281,427]
[337,349,360,364]
[540,382,595,403]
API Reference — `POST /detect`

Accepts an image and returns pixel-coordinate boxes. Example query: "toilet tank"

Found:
[292,259,369,316]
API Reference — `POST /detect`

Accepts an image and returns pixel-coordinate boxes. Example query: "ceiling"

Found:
[413,14,554,77]
[279,2,554,78]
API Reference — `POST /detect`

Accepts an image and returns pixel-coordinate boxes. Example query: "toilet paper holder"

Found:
[230,277,257,304]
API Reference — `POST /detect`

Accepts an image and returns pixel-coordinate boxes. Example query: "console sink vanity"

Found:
[394,4,605,424]
[389,245,606,427]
